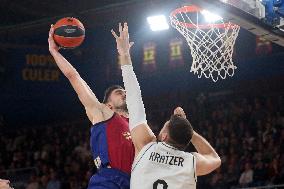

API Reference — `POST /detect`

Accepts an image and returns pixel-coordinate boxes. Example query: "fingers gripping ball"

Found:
[53,17,85,49]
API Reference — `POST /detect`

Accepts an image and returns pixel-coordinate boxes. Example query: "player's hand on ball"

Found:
[48,25,60,53]
[174,107,187,119]
[111,22,134,57]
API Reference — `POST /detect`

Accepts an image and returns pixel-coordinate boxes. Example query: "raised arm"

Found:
[191,131,221,176]
[111,23,156,155]
[48,25,112,124]
[174,107,221,175]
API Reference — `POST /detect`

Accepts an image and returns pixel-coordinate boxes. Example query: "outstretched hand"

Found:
[174,107,187,119]
[48,25,60,53]
[111,22,134,57]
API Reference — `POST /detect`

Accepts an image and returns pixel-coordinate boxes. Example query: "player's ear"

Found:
[161,133,168,142]
[106,103,113,110]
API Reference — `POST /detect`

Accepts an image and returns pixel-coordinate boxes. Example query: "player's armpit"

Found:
[131,123,156,156]
[192,152,221,176]
[85,105,113,125]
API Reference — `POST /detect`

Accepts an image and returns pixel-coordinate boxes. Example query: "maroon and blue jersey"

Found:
[88,113,135,189]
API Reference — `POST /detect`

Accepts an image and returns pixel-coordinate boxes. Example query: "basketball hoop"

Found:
[170,5,240,82]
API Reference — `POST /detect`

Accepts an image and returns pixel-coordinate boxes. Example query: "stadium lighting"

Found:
[147,15,169,31]
[201,9,223,23]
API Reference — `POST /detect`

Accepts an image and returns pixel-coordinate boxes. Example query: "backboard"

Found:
[185,0,284,46]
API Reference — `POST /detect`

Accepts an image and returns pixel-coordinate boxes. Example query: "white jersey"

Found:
[131,142,197,189]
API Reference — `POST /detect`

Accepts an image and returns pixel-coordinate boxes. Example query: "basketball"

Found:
[53,17,85,49]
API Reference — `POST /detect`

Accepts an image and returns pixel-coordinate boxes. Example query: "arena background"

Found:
[0,0,283,189]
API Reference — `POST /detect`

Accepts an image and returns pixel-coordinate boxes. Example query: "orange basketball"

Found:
[53,17,85,49]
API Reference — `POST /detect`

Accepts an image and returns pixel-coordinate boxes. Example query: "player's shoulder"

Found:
[91,111,116,126]
[141,141,157,152]
[158,142,193,155]
[87,103,115,125]
[135,141,156,159]
[132,141,156,170]
[180,150,195,160]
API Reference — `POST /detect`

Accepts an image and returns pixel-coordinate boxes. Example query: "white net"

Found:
[170,6,240,82]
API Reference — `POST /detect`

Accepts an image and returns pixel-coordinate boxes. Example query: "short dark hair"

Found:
[167,115,194,150]
[103,85,124,104]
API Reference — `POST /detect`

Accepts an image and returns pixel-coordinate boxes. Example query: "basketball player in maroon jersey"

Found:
[48,25,134,189]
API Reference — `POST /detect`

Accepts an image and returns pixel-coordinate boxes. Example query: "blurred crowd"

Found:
[145,92,284,189]
[0,91,283,189]
[0,123,93,189]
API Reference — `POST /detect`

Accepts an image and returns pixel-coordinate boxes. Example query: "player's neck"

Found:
[165,140,185,151]
[115,109,129,118]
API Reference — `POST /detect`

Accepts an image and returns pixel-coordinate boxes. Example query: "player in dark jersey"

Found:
[48,25,134,189]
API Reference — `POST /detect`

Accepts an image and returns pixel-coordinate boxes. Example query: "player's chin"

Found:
[117,102,128,112]
[122,104,128,112]
[122,101,127,108]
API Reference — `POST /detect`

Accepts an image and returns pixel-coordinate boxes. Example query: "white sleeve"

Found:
[121,64,147,131]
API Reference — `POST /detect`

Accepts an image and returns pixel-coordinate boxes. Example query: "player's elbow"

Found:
[205,157,221,175]
[208,155,222,173]
[197,158,221,176]
[215,156,221,169]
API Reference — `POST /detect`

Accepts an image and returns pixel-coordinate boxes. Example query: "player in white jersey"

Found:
[112,23,221,189]
[131,115,197,189]
[131,116,197,188]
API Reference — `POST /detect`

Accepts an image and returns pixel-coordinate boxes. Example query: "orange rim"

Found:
[170,5,239,29]
[170,5,202,17]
